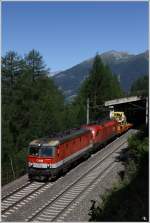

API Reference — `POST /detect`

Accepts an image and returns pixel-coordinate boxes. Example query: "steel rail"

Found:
[2,181,49,215]
[27,131,131,222]
[52,161,116,222]
[2,181,32,201]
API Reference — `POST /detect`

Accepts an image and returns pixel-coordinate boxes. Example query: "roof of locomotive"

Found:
[83,119,117,131]
[84,124,103,131]
[103,119,118,126]
[29,128,91,147]
[29,138,60,147]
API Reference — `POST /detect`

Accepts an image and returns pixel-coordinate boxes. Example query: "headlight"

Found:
[28,162,33,167]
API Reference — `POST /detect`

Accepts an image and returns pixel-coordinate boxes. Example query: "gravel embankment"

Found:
[2,174,28,197]
[63,161,124,221]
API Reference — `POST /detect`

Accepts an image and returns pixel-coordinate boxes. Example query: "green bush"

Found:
[89,129,149,221]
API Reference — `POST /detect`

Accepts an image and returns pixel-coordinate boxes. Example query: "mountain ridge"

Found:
[53,50,148,100]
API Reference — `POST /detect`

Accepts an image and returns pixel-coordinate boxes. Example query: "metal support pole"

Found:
[9,156,15,180]
[109,106,114,119]
[146,97,148,126]
[87,98,89,124]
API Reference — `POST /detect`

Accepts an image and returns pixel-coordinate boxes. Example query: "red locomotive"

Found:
[27,128,93,181]
[83,120,118,148]
[27,118,132,181]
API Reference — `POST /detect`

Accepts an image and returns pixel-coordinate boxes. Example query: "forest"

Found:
[1,49,148,185]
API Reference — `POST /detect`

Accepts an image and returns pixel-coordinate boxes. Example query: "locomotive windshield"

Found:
[40,147,54,157]
[28,146,55,157]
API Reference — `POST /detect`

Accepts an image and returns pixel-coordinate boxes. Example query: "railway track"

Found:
[1,181,53,218]
[2,181,32,201]
[2,130,135,222]
[26,135,128,222]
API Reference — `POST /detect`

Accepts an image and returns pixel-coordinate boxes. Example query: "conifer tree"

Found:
[1,49,65,184]
[75,54,123,122]
[25,49,49,81]
[130,75,148,97]
[2,51,24,86]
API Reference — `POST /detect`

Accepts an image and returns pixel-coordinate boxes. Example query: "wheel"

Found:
[62,168,68,176]
[50,174,58,182]
[28,174,33,181]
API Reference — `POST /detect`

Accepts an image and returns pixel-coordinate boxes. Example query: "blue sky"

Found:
[2,1,149,72]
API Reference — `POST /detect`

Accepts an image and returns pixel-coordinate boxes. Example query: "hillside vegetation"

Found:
[88,127,149,221]
[130,75,148,97]
[2,50,67,184]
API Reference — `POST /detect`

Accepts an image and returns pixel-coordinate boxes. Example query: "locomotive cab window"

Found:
[40,147,55,157]
[28,146,55,157]
[28,147,39,156]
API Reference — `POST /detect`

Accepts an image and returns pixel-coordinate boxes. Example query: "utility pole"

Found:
[146,97,148,126]
[9,155,15,180]
[87,98,89,124]
[118,74,121,83]
[109,106,114,119]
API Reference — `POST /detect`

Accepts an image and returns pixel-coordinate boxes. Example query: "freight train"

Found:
[27,117,132,181]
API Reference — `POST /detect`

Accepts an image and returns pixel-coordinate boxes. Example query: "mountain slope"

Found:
[53,50,148,99]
